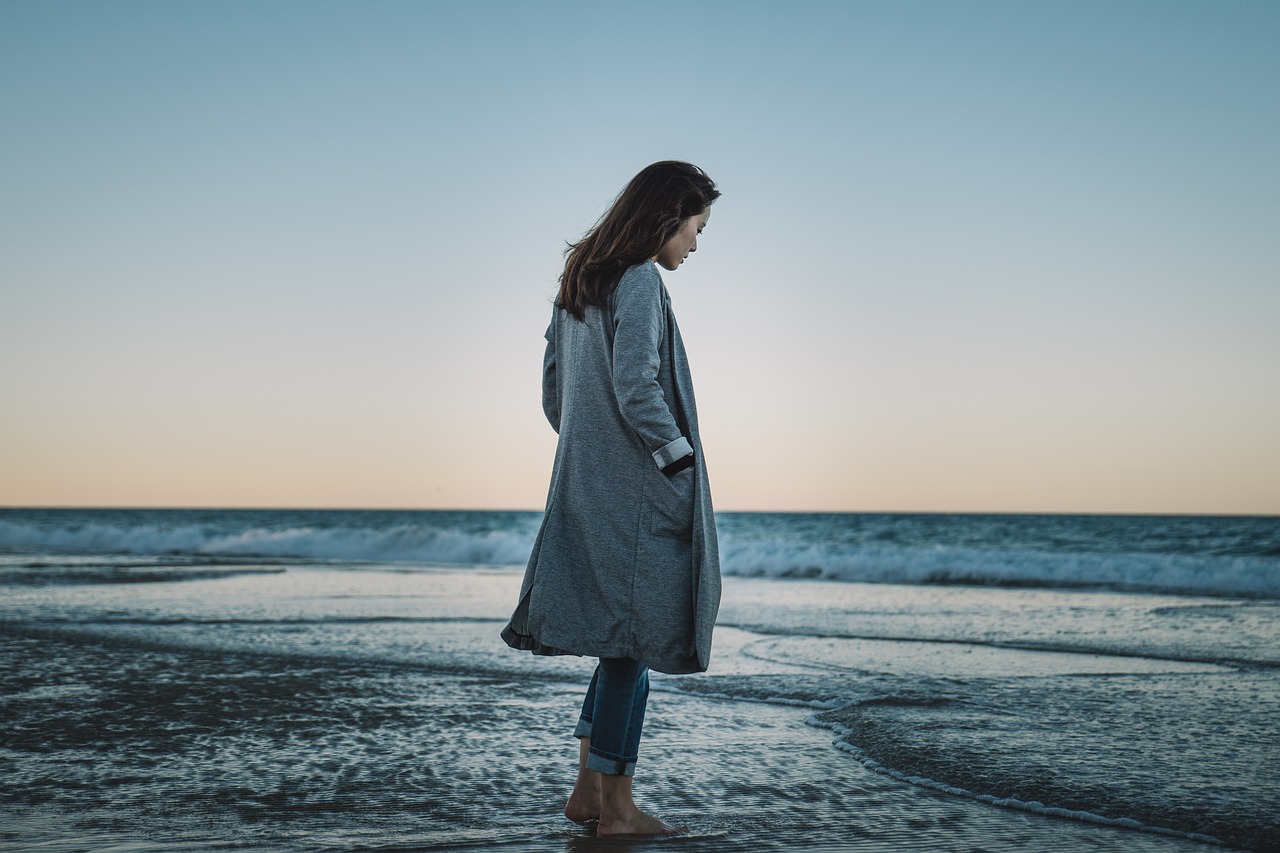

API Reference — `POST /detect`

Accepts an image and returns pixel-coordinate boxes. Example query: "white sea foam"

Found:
[0,519,535,568]
[2,513,1276,598]
[719,539,1280,598]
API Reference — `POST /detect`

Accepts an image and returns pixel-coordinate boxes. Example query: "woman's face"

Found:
[654,208,711,271]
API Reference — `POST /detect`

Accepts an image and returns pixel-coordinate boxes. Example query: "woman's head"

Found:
[559,161,720,320]
[653,207,711,272]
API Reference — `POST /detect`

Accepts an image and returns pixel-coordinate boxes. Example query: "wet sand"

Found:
[0,567,1250,851]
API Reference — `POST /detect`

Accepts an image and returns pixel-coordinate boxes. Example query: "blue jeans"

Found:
[573,658,649,777]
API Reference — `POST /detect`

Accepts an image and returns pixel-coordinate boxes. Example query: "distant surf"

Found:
[1,508,1276,598]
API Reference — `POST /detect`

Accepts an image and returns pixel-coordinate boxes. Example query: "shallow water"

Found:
[0,632,1222,853]
[3,561,1276,851]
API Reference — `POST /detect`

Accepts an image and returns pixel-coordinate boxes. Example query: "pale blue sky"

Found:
[2,1,1277,512]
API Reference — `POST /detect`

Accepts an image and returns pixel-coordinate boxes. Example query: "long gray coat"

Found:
[501,261,721,675]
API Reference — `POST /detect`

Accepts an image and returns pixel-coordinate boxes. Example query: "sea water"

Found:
[1,509,1277,851]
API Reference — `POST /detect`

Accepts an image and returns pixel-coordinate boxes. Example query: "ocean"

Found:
[1,508,1277,852]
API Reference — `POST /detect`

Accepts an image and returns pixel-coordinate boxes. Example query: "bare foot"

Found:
[594,769,686,835]
[565,739,602,823]
[563,784,601,824]
[596,805,688,836]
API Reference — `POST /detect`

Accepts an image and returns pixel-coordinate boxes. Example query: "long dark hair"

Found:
[557,161,720,321]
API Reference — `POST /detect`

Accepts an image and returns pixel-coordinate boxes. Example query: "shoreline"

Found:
[0,633,1224,853]
[1,565,1274,850]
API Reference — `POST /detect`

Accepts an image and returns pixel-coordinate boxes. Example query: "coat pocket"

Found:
[647,463,695,541]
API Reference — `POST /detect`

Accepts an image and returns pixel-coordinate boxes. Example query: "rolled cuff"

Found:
[586,751,637,777]
[651,435,694,470]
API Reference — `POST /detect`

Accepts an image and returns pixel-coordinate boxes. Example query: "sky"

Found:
[1,0,1277,514]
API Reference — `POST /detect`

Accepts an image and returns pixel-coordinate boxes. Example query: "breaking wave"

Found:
[1,509,1276,598]
[717,539,1280,599]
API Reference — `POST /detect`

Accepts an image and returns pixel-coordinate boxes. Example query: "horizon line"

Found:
[2,505,1276,519]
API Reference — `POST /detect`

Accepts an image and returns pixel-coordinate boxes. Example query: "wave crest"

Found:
[719,540,1278,598]
[2,513,1276,598]
[0,519,536,568]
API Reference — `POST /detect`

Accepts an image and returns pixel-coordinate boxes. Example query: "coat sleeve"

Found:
[611,265,693,469]
[542,318,560,433]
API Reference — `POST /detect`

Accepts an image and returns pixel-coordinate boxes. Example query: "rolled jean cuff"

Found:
[573,716,592,739]
[586,749,637,777]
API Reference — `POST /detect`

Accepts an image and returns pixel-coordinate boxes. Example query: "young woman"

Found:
[501,161,722,835]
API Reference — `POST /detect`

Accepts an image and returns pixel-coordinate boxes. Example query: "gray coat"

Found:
[501,261,721,675]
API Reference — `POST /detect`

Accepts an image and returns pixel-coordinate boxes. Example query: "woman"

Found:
[501,161,722,835]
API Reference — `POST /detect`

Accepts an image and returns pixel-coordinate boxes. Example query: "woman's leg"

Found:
[584,657,648,776]
[564,667,602,823]
[565,658,685,835]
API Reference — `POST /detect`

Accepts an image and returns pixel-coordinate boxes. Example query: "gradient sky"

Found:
[2,0,1277,514]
